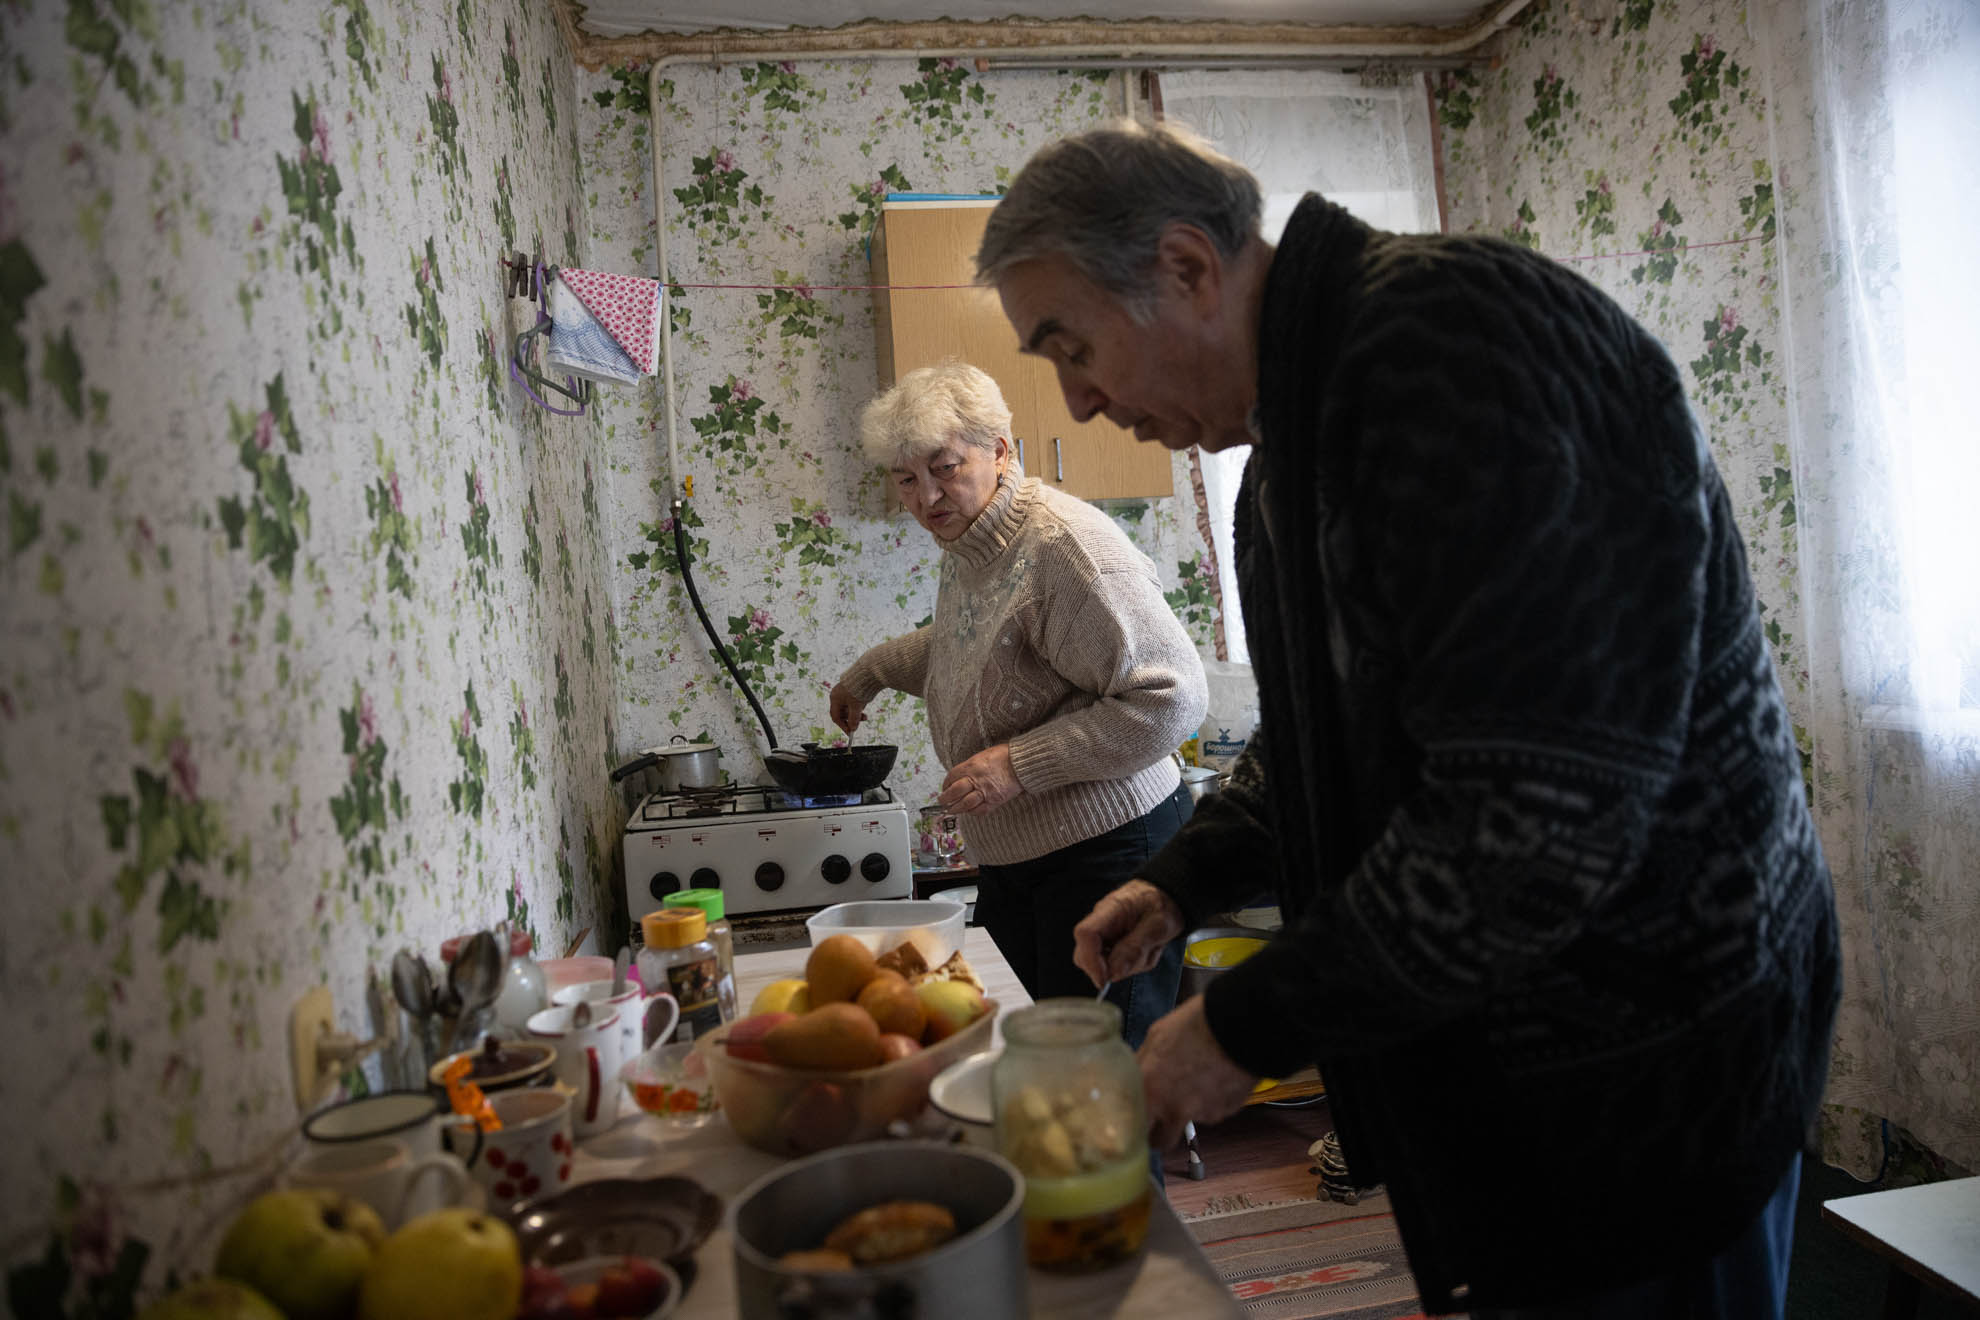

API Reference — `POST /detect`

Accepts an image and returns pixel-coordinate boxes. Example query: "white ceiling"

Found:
[570,1,1494,40]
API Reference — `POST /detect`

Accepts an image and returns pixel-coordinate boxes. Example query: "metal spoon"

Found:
[611,946,630,996]
[386,961,433,1076]
[448,931,504,1053]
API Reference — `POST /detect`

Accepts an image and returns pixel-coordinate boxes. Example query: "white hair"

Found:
[859,362,1014,469]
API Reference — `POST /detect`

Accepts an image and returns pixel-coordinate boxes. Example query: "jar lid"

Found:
[670,887,727,922]
[1002,998,1121,1047]
[641,907,707,948]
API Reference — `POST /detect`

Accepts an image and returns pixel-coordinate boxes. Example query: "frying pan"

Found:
[763,743,898,797]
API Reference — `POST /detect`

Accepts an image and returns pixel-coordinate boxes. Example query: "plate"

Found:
[505,1175,723,1267]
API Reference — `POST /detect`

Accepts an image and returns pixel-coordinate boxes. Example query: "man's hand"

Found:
[1138,997,1257,1150]
[1072,879,1186,988]
[828,684,868,737]
[938,744,1023,815]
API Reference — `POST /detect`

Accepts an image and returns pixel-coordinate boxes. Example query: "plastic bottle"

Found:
[669,888,738,1023]
[636,908,723,1043]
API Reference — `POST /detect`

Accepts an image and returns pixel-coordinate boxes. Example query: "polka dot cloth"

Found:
[557,268,661,375]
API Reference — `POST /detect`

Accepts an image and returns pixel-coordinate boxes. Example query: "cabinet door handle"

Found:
[1053,436,1063,482]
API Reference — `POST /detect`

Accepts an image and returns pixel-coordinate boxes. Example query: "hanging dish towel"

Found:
[546,268,661,384]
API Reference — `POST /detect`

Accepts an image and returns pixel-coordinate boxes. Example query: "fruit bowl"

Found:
[695,1002,999,1157]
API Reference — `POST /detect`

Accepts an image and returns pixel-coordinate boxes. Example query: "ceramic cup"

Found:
[448,1086,577,1209]
[284,1137,475,1227]
[526,1002,624,1139]
[551,979,679,1073]
[301,1089,483,1171]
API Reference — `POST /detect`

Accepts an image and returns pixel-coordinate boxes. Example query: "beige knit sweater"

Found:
[837,472,1207,865]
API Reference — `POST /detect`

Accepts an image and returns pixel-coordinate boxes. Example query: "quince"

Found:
[215,1188,383,1320]
[357,1208,521,1320]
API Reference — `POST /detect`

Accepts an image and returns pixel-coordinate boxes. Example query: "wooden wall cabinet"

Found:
[870,200,1174,502]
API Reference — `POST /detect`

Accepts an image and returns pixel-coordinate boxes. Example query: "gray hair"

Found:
[859,361,1014,468]
[975,119,1263,322]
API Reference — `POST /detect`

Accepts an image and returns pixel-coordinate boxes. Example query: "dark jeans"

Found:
[973,783,1193,1051]
[1470,1157,1801,1320]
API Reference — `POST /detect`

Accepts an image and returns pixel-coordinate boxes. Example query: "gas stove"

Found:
[623,783,912,925]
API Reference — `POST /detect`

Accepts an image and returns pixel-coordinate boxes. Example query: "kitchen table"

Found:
[568,925,1239,1319]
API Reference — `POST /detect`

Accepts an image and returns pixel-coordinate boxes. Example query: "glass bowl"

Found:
[695,1002,999,1157]
[619,1040,720,1128]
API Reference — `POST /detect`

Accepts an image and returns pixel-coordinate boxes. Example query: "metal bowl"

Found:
[730,1141,1027,1320]
[1178,925,1272,1003]
[504,1174,723,1267]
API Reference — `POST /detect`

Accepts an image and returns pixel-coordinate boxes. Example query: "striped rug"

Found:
[1187,1191,1436,1320]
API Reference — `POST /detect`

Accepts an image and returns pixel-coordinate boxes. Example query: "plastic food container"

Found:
[805,899,967,970]
[695,1002,999,1157]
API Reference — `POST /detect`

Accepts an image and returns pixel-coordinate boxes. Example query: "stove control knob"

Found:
[691,867,720,890]
[648,872,681,901]
[860,853,892,883]
[754,861,785,892]
[820,854,852,885]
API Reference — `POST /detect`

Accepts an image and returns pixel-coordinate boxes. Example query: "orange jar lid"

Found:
[641,906,707,949]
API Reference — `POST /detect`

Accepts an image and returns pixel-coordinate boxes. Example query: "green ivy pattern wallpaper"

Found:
[577,60,1212,813]
[1439,0,1975,1176]
[1439,0,1806,784]
[0,0,621,1300]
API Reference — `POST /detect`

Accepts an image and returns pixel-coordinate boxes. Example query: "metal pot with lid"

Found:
[610,735,723,793]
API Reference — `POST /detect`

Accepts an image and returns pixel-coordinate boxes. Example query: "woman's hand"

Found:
[829,684,868,736]
[938,744,1023,815]
[1072,880,1186,986]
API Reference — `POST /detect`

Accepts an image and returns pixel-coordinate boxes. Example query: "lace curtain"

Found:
[1757,0,1980,1175]
[1155,70,1443,668]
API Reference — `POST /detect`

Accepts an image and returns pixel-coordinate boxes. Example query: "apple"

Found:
[357,1208,522,1320]
[137,1279,286,1320]
[876,1033,922,1063]
[593,1256,667,1317]
[722,1011,797,1062]
[915,980,986,1043]
[214,1188,384,1320]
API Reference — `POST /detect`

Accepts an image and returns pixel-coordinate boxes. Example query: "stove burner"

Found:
[671,784,738,817]
[775,791,863,810]
[635,783,896,824]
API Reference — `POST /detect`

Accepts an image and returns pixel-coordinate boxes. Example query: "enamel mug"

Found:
[550,978,679,1074]
[526,1001,623,1139]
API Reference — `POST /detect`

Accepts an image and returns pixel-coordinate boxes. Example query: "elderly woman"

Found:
[831,362,1207,1048]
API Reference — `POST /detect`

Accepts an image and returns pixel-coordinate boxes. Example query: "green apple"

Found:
[357,1208,521,1320]
[215,1188,384,1320]
[137,1278,286,1320]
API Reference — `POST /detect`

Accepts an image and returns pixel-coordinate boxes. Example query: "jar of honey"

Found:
[991,999,1151,1271]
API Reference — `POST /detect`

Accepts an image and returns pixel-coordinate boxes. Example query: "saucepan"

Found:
[763,743,897,797]
[610,736,722,792]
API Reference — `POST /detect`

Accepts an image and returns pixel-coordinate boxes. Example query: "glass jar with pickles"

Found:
[991,999,1151,1271]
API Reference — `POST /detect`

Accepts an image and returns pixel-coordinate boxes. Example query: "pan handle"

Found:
[610,752,661,783]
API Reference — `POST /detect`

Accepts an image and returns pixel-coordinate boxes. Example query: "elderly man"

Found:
[978,121,1839,1320]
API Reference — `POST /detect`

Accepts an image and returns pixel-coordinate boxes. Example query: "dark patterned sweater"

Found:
[1139,197,1840,1312]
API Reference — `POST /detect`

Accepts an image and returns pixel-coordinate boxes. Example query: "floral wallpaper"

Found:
[1439,0,1976,1176]
[577,59,1213,817]
[0,0,622,1303]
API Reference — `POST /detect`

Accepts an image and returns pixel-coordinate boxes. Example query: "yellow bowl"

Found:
[1183,936,1266,969]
